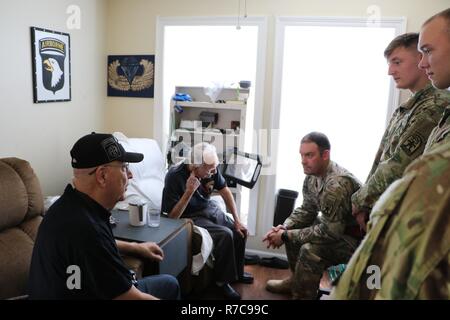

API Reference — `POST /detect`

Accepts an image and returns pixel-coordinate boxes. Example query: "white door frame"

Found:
[154,16,268,235]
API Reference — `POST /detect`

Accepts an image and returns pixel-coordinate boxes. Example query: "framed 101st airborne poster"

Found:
[30,27,71,103]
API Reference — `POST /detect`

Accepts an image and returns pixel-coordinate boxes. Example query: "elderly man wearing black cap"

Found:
[28,133,180,300]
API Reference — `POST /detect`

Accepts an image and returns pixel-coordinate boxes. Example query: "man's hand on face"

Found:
[186,172,201,194]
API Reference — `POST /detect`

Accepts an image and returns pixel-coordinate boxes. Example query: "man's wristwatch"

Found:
[281,230,289,243]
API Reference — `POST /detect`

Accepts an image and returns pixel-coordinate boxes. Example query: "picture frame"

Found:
[107,55,155,98]
[30,27,71,103]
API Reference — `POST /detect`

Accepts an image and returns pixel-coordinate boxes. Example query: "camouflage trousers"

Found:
[285,236,359,299]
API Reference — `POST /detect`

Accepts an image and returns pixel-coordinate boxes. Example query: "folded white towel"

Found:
[191,226,214,275]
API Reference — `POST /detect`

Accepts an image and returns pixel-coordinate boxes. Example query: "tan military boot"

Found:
[291,272,322,300]
[265,277,292,294]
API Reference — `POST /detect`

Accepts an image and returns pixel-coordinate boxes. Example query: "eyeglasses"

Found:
[202,165,217,175]
[88,163,130,175]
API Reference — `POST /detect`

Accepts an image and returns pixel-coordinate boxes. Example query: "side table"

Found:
[111,210,189,278]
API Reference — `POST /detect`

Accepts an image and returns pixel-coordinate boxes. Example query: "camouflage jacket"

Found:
[283,161,361,246]
[352,84,449,213]
[425,105,450,152]
[331,140,450,299]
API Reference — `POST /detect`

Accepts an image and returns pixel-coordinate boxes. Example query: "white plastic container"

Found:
[128,201,147,226]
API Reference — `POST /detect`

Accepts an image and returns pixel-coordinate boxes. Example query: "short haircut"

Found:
[186,142,219,167]
[384,33,419,58]
[301,132,331,154]
[423,8,450,35]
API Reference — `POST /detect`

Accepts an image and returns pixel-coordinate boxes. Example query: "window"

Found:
[262,16,405,230]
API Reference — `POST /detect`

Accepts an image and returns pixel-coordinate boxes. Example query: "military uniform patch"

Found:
[321,193,338,216]
[101,137,122,161]
[401,134,423,156]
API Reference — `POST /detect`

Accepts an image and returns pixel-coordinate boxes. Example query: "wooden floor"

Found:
[186,264,292,300]
[234,265,292,300]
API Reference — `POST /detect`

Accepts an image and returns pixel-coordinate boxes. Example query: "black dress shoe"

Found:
[259,257,289,269]
[244,254,260,265]
[238,271,254,284]
[222,283,241,300]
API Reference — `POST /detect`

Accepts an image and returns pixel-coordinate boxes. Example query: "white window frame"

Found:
[154,16,268,235]
[261,16,406,234]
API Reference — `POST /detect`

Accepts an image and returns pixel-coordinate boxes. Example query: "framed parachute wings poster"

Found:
[30,27,71,103]
[107,55,155,98]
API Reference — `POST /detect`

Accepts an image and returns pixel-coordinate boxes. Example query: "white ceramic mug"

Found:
[128,201,147,226]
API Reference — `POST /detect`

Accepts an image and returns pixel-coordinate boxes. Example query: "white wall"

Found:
[105,0,450,253]
[0,0,107,195]
[105,0,450,139]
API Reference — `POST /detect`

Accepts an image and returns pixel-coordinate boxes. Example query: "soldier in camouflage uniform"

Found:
[420,9,450,152]
[424,106,450,151]
[330,9,450,300]
[352,32,449,231]
[330,139,449,299]
[263,132,362,299]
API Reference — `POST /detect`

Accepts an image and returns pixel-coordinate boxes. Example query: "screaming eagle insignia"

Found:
[39,38,66,94]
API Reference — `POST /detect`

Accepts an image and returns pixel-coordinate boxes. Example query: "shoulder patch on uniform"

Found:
[401,133,423,156]
[322,193,338,216]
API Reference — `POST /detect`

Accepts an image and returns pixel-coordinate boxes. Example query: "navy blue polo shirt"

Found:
[161,162,226,217]
[28,185,132,299]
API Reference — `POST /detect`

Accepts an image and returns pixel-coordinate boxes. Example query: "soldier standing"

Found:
[419,8,450,150]
[331,8,450,300]
[263,132,361,299]
[352,32,449,231]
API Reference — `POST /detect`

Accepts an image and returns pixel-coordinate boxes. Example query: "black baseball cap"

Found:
[70,133,143,168]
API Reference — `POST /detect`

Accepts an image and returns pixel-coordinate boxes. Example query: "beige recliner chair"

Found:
[0,158,44,299]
